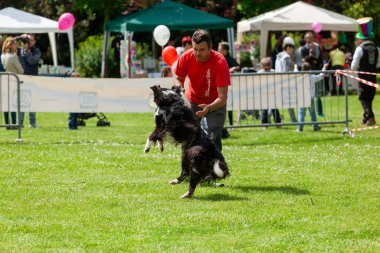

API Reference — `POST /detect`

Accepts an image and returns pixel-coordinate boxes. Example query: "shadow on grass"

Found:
[195,193,249,201]
[233,185,310,195]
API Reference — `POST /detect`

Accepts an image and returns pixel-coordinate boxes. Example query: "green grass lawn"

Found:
[0,95,379,252]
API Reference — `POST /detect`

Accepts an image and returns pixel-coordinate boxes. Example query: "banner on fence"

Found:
[0,75,173,113]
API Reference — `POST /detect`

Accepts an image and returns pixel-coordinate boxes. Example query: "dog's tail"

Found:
[213,160,229,179]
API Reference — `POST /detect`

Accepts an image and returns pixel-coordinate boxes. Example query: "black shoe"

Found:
[366,118,376,126]
[221,128,230,139]
[6,126,18,130]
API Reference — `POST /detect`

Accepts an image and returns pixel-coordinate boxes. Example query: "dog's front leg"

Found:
[144,129,165,153]
[144,137,154,153]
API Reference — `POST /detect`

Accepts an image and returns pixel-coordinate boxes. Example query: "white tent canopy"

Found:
[237,1,358,59]
[0,7,74,68]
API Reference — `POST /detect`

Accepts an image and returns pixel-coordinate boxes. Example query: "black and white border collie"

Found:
[144,85,229,198]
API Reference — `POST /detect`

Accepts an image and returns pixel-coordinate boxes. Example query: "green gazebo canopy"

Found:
[105,0,233,32]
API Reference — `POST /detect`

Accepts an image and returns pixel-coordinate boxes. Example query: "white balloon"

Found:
[153,25,170,46]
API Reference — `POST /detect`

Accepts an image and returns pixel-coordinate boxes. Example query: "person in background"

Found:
[0,35,4,72]
[218,41,240,138]
[111,33,122,76]
[329,43,346,95]
[18,34,41,128]
[174,30,230,152]
[271,32,284,69]
[1,36,24,130]
[259,57,281,128]
[302,32,324,116]
[275,36,297,123]
[351,17,380,126]
[68,71,81,130]
[161,67,173,77]
[297,62,329,132]
[176,36,192,58]
[302,32,323,70]
[294,39,306,71]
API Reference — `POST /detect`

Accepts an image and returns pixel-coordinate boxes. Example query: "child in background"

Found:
[297,61,329,132]
[259,57,282,128]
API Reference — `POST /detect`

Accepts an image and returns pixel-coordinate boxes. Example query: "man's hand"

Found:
[195,104,210,118]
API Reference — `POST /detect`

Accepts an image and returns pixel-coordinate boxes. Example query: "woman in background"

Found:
[1,36,24,130]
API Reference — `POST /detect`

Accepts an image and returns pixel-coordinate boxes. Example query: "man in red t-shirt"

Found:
[174,30,230,152]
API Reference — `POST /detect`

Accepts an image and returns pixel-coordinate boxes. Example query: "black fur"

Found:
[145,85,229,198]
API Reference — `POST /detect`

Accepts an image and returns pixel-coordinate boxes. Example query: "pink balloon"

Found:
[312,22,322,33]
[58,13,75,30]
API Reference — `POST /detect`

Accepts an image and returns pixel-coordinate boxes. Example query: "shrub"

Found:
[75,35,118,78]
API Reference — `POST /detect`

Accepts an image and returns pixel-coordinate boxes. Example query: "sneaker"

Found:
[366,118,376,126]
[6,126,18,130]
[313,126,322,131]
[296,128,303,132]
[29,124,40,128]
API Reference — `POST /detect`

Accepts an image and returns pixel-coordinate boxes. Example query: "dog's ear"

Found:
[150,85,161,92]
[171,85,181,94]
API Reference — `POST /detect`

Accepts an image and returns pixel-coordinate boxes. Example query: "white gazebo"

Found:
[237,1,358,58]
[0,7,74,68]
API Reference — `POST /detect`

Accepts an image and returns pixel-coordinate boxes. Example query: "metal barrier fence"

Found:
[228,70,351,134]
[0,72,23,142]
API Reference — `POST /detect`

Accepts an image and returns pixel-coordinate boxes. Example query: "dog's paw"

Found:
[181,191,192,198]
[144,139,153,153]
[169,179,180,185]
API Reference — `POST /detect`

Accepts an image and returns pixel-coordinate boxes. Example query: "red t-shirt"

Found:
[175,49,230,104]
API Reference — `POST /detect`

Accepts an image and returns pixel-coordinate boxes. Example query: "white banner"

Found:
[1,73,312,113]
[231,73,312,110]
[1,74,173,113]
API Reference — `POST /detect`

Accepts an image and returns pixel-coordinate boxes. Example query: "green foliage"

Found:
[237,0,293,19]
[239,33,260,66]
[239,52,253,67]
[136,42,151,58]
[74,35,103,77]
[74,35,118,78]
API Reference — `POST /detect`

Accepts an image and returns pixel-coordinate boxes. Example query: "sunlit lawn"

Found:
[0,95,379,252]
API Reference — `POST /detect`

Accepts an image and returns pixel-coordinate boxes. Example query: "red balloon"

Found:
[162,46,178,66]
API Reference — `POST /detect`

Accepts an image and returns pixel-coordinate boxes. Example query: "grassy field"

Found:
[0,95,379,252]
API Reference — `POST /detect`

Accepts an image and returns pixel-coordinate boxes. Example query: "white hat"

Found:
[283,36,294,47]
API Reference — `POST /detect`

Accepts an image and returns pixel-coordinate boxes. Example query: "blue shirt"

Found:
[0,51,5,72]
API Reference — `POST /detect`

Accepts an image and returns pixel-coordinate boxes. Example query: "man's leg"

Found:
[18,112,25,127]
[206,106,226,152]
[358,83,370,123]
[29,112,38,127]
